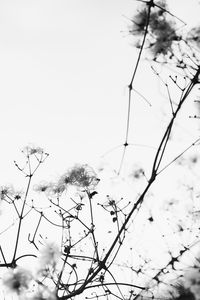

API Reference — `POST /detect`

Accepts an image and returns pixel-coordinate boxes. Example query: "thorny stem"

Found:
[133,241,200,300]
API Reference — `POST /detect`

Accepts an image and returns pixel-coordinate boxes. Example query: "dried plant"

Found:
[1,1,200,300]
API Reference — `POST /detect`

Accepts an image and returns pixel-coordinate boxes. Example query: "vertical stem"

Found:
[119,0,153,174]
[12,175,32,264]
[87,191,99,262]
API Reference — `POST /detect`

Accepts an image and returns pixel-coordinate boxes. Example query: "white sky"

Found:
[0,0,199,185]
[0,0,133,184]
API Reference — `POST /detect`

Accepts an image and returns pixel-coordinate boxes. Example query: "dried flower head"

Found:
[29,287,57,300]
[58,164,100,190]
[34,181,65,197]
[2,267,32,294]
[130,7,149,35]
[22,145,44,156]
[38,242,61,271]
[131,167,144,180]
[130,1,178,58]
[130,1,166,35]
[14,190,24,200]
[33,181,52,193]
[188,26,200,48]
[171,282,195,300]
[0,185,14,200]
[49,183,66,197]
[150,19,178,57]
[184,268,200,299]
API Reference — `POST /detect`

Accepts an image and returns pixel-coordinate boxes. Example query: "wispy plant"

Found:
[1,1,200,300]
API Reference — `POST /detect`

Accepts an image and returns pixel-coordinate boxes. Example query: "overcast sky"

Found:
[0,0,199,185]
